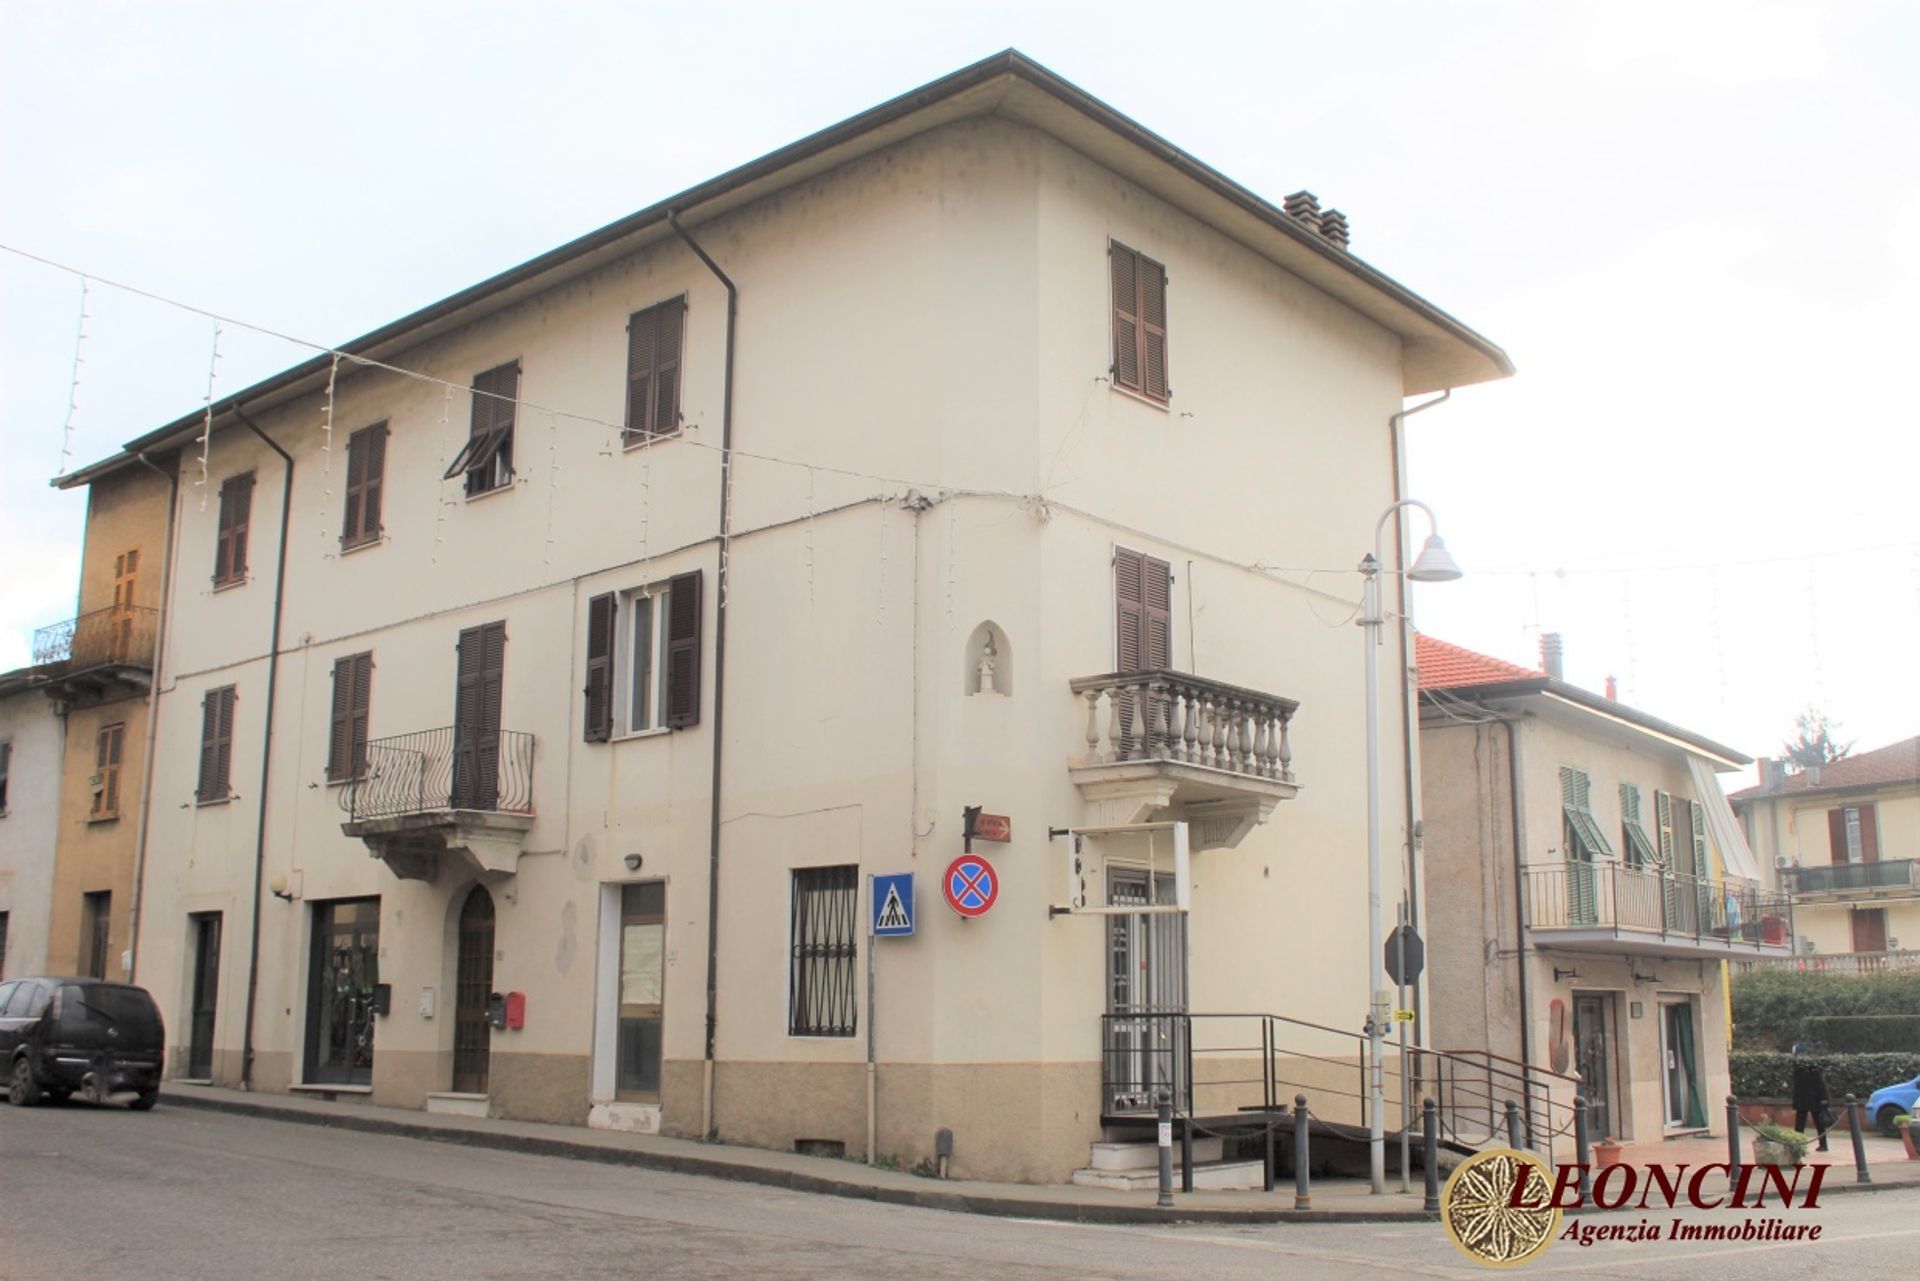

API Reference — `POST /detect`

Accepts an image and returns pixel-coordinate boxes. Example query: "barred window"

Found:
[788,865,858,1037]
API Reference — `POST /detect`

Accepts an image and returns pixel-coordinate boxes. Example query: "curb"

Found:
[159,1092,1441,1225]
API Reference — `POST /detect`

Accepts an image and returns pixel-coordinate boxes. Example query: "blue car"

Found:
[1866,1074,1920,1137]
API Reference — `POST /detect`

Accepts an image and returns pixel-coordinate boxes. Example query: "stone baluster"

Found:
[1153,681,1174,760]
[1209,696,1227,769]
[1085,690,1103,765]
[1219,697,1239,772]
[1130,681,1150,761]
[1278,710,1295,782]
[1254,711,1274,778]
[1106,685,1125,764]
[1181,688,1200,764]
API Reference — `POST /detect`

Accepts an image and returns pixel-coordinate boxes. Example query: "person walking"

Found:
[1789,1044,1833,1152]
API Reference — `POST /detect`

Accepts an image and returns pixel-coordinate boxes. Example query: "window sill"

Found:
[1109,381,1172,413]
[464,478,516,504]
[622,428,685,452]
[324,774,366,789]
[87,813,120,824]
[612,726,672,743]
[212,576,249,593]
[339,534,384,556]
[195,794,234,808]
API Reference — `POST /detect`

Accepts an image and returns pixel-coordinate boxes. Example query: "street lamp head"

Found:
[1409,533,1463,583]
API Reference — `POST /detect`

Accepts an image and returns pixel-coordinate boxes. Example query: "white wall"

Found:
[0,687,63,978]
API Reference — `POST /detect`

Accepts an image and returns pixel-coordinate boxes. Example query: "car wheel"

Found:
[1877,1104,1903,1138]
[7,1057,41,1107]
[129,1088,160,1112]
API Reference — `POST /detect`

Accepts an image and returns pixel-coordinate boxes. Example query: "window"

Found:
[110,548,139,660]
[82,891,111,978]
[1559,767,1613,860]
[198,685,237,802]
[1619,784,1657,868]
[1828,805,1878,864]
[1851,907,1889,953]
[1108,240,1169,401]
[625,296,686,444]
[341,422,389,548]
[213,472,255,586]
[583,570,703,741]
[0,738,10,812]
[91,723,125,820]
[327,652,374,781]
[445,362,520,496]
[616,882,666,1098]
[789,865,858,1037]
[1113,547,1172,673]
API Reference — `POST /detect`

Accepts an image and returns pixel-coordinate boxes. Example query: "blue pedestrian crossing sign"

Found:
[872,873,915,937]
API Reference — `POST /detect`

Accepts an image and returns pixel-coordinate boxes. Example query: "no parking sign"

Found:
[942,854,999,918]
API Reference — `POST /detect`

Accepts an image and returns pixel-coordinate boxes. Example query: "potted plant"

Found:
[1592,1136,1626,1168]
[1751,1121,1811,1166]
[1897,1115,1918,1161]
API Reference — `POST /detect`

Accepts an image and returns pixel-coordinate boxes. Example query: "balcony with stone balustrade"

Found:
[1068,670,1301,850]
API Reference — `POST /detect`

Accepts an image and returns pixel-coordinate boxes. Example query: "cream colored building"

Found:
[0,667,64,978]
[65,53,1511,1182]
[1418,635,1792,1145]
[1732,737,1920,971]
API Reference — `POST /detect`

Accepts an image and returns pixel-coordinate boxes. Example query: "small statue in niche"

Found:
[977,634,998,696]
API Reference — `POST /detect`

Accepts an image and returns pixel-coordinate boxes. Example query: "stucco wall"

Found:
[0,687,63,978]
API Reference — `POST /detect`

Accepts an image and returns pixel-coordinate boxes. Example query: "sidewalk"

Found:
[158,1084,1920,1226]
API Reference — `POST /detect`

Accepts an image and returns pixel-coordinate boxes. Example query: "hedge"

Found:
[1800,1015,1920,1053]
[1730,1050,1920,1100]
[1730,967,1920,1050]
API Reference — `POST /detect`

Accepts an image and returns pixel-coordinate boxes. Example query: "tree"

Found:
[1782,707,1851,768]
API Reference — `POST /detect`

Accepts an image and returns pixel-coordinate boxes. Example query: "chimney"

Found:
[1604,675,1618,701]
[1539,632,1564,681]
[1755,757,1784,790]
[1318,208,1351,249]
[1283,190,1322,234]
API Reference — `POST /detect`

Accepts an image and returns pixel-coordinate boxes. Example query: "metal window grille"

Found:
[788,865,858,1037]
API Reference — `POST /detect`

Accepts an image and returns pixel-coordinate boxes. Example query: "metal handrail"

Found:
[31,605,160,670]
[1523,861,1793,948]
[339,726,535,821]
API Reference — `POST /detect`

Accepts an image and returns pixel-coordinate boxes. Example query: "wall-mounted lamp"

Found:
[623,853,644,872]
[268,874,296,902]
[1631,970,1663,986]
[1552,967,1581,983]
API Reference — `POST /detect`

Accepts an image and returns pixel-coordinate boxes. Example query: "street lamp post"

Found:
[1358,499,1460,1194]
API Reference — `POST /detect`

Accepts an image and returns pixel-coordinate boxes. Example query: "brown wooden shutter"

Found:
[664,571,703,728]
[328,659,352,780]
[583,593,615,742]
[625,298,687,443]
[214,687,234,798]
[626,308,657,440]
[1110,243,1141,391]
[214,473,254,584]
[1851,907,1888,953]
[1828,808,1848,864]
[655,297,684,435]
[1114,548,1145,671]
[342,423,387,546]
[1859,805,1879,861]
[1139,253,1169,400]
[198,687,234,801]
[453,623,506,808]
[1143,552,1172,669]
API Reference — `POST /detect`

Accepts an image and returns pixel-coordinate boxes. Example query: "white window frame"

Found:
[614,581,673,738]
[1843,806,1863,863]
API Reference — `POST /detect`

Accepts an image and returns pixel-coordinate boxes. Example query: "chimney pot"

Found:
[1319,208,1351,249]
[1283,190,1322,232]
[1604,675,1617,701]
[1540,632,1564,682]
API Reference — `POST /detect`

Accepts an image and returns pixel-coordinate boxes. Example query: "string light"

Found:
[876,500,889,628]
[57,278,90,476]
[317,353,339,547]
[805,467,816,605]
[945,496,957,632]
[542,410,560,577]
[195,322,223,511]
[430,383,454,565]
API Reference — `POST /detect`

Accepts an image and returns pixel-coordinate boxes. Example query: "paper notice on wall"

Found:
[621,923,663,1006]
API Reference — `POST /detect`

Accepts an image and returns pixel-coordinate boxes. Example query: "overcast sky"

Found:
[3,1,1915,775]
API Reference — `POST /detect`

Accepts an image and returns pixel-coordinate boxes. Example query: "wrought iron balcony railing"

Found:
[1070,670,1298,784]
[1787,859,1918,897]
[1524,861,1793,950]
[32,606,159,672]
[338,726,534,822]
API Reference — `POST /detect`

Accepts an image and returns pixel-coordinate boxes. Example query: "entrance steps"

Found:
[1070,1136,1266,1191]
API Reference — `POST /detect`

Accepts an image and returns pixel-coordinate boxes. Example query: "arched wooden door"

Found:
[452,886,495,1094]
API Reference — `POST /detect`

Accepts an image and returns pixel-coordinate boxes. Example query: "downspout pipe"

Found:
[124,450,180,983]
[1388,389,1448,1044]
[235,405,293,1091]
[669,210,736,1138]
[1499,715,1537,1126]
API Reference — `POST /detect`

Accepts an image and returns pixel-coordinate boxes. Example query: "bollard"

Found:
[1156,1094,1175,1208]
[1726,1095,1742,1191]
[1573,1095,1592,1200]
[1181,1118,1194,1194]
[1422,1098,1441,1213]
[1846,1094,1871,1186]
[1294,1094,1312,1211]
[1264,1114,1276,1193]
[1504,1099,1523,1151]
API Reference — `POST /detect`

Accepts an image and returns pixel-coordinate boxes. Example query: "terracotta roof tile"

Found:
[1726,735,1920,801]
[1415,634,1543,690]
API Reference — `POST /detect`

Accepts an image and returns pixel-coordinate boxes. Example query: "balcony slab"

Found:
[1069,761,1298,851]
[342,810,534,886]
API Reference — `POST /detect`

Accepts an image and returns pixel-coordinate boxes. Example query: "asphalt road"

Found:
[2,1101,1916,1280]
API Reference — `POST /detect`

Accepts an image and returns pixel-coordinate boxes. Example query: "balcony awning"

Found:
[1688,754,1763,882]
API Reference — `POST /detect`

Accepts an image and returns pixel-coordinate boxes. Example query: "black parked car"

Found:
[1,976,165,1110]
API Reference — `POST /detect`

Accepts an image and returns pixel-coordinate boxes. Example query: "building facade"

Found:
[64,54,1511,1182]
[0,668,64,978]
[1732,737,1920,972]
[1418,635,1792,1145]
